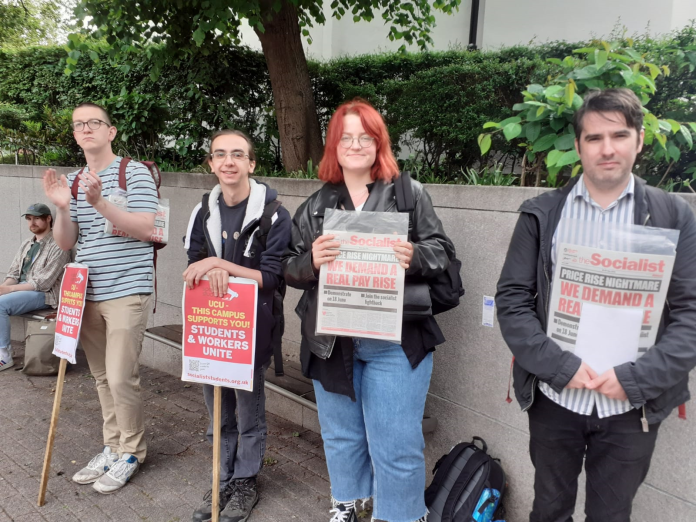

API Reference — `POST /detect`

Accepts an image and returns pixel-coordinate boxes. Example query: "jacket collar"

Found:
[206,178,268,257]
[518,173,649,274]
[310,180,395,217]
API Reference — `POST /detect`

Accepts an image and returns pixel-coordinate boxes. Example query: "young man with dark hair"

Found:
[184,129,291,522]
[0,204,71,370]
[496,88,696,521]
[42,102,158,494]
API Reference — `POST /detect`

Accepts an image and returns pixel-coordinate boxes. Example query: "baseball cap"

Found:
[22,203,52,217]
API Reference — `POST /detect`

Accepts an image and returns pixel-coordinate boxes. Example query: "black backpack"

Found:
[425,437,507,522]
[198,195,286,376]
[394,172,465,314]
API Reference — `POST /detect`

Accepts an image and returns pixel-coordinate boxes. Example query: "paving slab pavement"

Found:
[0,342,374,522]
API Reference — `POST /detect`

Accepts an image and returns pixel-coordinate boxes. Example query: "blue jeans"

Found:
[0,291,48,350]
[203,361,270,486]
[314,339,433,522]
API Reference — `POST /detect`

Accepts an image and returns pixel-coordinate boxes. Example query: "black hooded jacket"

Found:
[185,179,292,368]
[496,175,696,424]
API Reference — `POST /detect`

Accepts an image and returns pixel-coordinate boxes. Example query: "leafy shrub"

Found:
[1,26,696,188]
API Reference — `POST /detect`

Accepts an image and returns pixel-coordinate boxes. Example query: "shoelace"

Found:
[86,452,111,471]
[225,480,255,510]
[107,458,136,480]
[329,502,355,522]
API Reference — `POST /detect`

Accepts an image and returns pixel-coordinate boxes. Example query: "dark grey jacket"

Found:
[496,176,696,424]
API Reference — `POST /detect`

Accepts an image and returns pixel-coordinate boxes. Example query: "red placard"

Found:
[53,264,89,364]
[181,277,258,390]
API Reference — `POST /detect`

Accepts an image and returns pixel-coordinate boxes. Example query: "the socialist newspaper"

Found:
[548,223,678,361]
[316,209,408,341]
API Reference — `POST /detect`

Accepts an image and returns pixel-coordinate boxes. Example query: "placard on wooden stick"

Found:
[212,386,222,522]
[38,264,88,506]
[181,277,258,520]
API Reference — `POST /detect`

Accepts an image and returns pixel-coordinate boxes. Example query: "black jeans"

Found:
[203,361,270,486]
[528,392,660,522]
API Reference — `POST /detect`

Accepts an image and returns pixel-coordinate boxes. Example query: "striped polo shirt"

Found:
[68,157,158,301]
[539,173,636,418]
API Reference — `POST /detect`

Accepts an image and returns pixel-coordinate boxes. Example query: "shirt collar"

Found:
[573,174,634,209]
[33,230,53,245]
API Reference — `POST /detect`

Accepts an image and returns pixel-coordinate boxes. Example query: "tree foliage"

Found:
[66,0,461,77]
[0,0,66,47]
[478,37,696,188]
[63,0,461,171]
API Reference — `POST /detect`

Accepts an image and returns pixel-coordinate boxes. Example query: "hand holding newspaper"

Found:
[547,219,679,371]
[316,209,408,340]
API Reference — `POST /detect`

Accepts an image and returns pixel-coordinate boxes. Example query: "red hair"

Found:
[318,99,400,184]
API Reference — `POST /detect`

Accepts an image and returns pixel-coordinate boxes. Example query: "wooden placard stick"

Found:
[212,385,222,522]
[38,358,68,506]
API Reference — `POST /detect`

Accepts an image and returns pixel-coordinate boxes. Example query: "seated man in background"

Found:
[0,203,71,370]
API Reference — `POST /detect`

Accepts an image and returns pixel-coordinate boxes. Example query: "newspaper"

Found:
[548,219,679,366]
[316,209,408,340]
[104,187,170,244]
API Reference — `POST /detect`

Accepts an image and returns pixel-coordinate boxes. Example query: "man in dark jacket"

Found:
[496,88,696,522]
[183,130,291,522]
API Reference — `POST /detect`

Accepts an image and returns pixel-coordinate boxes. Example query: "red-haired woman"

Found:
[283,100,454,522]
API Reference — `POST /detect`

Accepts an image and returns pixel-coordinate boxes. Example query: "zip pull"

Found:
[505,357,514,403]
[641,405,649,433]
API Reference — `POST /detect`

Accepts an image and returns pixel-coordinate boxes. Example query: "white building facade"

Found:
[238,0,696,60]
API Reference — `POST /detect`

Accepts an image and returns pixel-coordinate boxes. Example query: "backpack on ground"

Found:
[394,172,465,316]
[71,157,167,311]
[22,319,60,376]
[198,194,286,376]
[425,437,506,522]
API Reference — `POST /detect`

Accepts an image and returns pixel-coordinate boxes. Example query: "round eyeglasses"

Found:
[71,119,110,132]
[210,151,249,161]
[339,135,375,148]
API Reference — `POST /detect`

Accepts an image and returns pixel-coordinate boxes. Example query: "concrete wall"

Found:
[1,165,695,521]
[235,0,696,59]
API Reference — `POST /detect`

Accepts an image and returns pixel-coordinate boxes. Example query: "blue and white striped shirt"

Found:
[539,174,636,418]
[68,157,158,302]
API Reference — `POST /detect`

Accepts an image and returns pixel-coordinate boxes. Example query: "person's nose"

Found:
[600,137,615,157]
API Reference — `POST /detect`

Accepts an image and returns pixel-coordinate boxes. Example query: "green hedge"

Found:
[1,27,696,185]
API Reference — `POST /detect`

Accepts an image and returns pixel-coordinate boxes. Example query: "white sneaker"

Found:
[0,349,13,372]
[72,447,119,484]
[93,453,139,494]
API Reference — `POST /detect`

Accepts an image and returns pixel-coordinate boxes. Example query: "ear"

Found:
[108,125,117,143]
[248,160,256,174]
[637,128,645,154]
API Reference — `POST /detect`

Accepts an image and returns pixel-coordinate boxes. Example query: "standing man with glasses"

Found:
[42,102,158,494]
[183,129,291,522]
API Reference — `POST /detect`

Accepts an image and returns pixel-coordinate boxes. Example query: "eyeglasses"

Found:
[210,151,250,161]
[71,119,110,132]
[339,135,375,149]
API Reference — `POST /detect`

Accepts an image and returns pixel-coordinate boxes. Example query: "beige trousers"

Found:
[80,294,151,462]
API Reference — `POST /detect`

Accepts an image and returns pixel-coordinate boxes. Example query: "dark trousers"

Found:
[528,392,660,522]
[203,361,269,486]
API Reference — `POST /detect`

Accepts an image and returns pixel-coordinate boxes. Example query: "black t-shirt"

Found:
[219,194,249,259]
